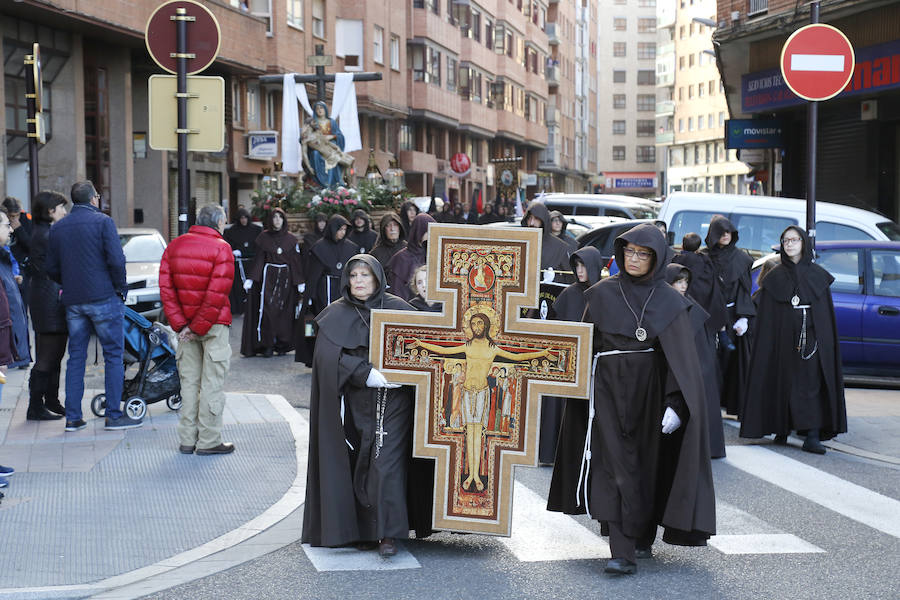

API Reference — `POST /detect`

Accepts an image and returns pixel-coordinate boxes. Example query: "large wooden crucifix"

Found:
[370,224,592,536]
[258,44,382,102]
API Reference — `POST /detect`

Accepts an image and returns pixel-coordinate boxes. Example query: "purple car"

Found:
[752,241,900,378]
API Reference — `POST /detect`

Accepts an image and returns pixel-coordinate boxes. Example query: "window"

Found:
[312,0,325,38]
[399,122,416,151]
[637,70,654,85]
[447,57,457,91]
[612,146,626,160]
[613,42,626,57]
[636,120,654,137]
[639,0,656,6]
[613,120,626,135]
[638,18,656,33]
[818,224,873,242]
[613,70,626,83]
[698,114,704,130]
[637,43,656,61]
[613,94,626,109]
[679,25,685,39]
[335,19,363,67]
[709,80,715,95]
[614,17,626,31]
[688,117,693,131]
[679,56,685,71]
[816,249,863,294]
[706,143,711,162]
[390,35,400,70]
[636,146,656,163]
[689,53,695,67]
[373,26,384,64]
[246,81,260,128]
[287,0,303,29]
[637,94,655,111]
[719,112,725,127]
[411,45,441,85]
[678,118,684,132]
[688,85,694,99]
[485,19,493,51]
[265,90,278,129]
[231,79,242,124]
[678,87,683,101]
[708,114,714,129]
[698,84,705,98]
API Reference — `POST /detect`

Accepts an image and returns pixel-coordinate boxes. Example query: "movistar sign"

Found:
[725,119,785,149]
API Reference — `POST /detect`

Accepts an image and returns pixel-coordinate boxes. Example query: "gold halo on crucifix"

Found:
[462,303,501,339]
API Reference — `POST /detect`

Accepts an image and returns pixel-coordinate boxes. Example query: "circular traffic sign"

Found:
[145,0,221,75]
[780,23,854,101]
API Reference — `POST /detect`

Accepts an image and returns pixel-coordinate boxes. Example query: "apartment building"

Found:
[659,0,748,196]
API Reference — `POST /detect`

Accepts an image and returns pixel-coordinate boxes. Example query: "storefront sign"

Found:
[604,172,657,189]
[248,131,278,159]
[725,119,785,149]
[742,38,900,113]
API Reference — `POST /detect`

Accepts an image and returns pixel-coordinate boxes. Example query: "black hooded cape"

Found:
[223,208,262,315]
[387,213,435,301]
[740,227,847,440]
[347,209,378,254]
[548,224,716,546]
[369,212,407,280]
[538,246,604,465]
[550,210,578,252]
[307,215,360,314]
[302,254,432,546]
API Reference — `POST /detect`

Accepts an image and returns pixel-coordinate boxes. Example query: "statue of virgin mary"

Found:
[302,100,349,187]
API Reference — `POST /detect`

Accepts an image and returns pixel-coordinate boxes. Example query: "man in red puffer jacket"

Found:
[160,205,235,456]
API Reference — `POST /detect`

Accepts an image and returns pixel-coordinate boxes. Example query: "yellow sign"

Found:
[148,74,224,152]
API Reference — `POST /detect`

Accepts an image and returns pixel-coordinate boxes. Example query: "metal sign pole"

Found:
[24,54,39,204]
[174,7,192,236]
[807,1,820,251]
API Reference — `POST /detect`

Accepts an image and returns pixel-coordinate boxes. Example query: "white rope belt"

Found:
[257,263,289,341]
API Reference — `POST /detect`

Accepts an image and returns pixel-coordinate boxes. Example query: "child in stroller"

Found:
[91,307,181,420]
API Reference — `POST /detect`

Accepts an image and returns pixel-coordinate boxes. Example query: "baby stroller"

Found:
[90,307,182,420]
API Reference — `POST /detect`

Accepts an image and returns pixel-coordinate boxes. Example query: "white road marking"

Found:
[301,544,421,571]
[711,501,824,554]
[790,54,845,72]
[724,445,900,539]
[500,480,610,561]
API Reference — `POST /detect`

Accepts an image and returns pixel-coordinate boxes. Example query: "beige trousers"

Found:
[176,324,231,449]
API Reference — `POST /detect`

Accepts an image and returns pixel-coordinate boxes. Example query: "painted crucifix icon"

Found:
[369,224,592,536]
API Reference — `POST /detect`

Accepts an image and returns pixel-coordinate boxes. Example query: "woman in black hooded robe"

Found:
[700,215,754,416]
[240,208,304,357]
[224,208,262,315]
[523,202,573,284]
[306,215,360,315]
[399,200,420,235]
[368,212,407,279]
[740,226,846,454]
[301,254,430,555]
[538,246,604,465]
[547,224,715,575]
[387,213,435,301]
[347,208,378,253]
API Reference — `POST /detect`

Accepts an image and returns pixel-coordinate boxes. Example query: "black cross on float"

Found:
[258,44,382,103]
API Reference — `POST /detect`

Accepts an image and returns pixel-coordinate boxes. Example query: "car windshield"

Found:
[630,204,660,219]
[877,221,900,241]
[120,234,165,262]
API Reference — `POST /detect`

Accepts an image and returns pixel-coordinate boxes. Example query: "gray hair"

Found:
[196,204,226,229]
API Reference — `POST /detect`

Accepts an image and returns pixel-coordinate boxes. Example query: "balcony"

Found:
[545,103,558,124]
[545,23,560,46]
[656,131,674,145]
[399,150,438,175]
[546,65,559,88]
[655,101,675,117]
[656,71,674,87]
[657,42,675,57]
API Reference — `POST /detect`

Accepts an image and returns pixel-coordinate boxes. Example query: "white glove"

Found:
[233,249,242,258]
[243,279,253,291]
[366,368,401,389]
[661,407,682,434]
[733,317,748,337]
[298,283,306,293]
[542,267,555,283]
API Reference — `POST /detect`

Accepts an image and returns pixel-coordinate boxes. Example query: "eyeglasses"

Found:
[782,237,802,246]
[623,247,653,261]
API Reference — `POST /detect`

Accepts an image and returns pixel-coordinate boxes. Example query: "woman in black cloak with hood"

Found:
[550,210,578,252]
[387,213,435,301]
[701,215,754,416]
[240,208,304,357]
[348,208,378,254]
[665,264,726,459]
[740,226,846,454]
[306,215,359,315]
[523,202,573,284]
[399,200,420,235]
[547,224,715,576]
[368,212,407,277]
[538,246,604,465]
[302,254,430,556]
[224,208,262,315]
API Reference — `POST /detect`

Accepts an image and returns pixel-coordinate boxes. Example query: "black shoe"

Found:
[773,434,788,445]
[635,547,653,559]
[802,432,826,455]
[604,558,637,575]
[105,416,143,430]
[27,408,63,421]
[65,419,87,432]
[45,401,66,417]
[378,538,398,558]
[196,442,235,455]
[261,348,274,358]
[179,445,195,454]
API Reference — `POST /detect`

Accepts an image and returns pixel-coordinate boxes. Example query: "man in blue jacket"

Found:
[46,181,140,431]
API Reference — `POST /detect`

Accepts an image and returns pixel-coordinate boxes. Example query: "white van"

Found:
[658,192,900,257]
[536,193,661,220]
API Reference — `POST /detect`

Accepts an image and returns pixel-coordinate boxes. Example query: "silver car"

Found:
[119,228,167,320]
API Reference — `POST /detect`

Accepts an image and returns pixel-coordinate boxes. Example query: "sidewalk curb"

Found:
[0,394,308,600]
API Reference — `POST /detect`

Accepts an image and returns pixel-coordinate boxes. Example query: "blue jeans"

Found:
[65,298,125,421]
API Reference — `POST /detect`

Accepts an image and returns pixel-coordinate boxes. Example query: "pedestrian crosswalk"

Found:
[301,445,898,571]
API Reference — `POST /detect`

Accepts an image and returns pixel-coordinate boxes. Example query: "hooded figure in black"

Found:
[740,226,846,454]
[700,215,754,416]
[538,246,604,465]
[665,264,726,459]
[387,213,435,301]
[369,212,407,278]
[307,215,360,315]
[399,200,420,235]
[302,213,328,267]
[224,208,263,315]
[302,254,431,552]
[671,232,724,329]
[550,210,578,252]
[240,208,304,357]
[347,209,378,254]
[547,224,715,575]
[524,202,573,284]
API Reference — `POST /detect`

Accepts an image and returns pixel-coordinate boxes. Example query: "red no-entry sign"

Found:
[145,0,220,75]
[780,23,854,101]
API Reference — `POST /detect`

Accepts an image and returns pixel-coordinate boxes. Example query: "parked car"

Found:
[659,192,900,258]
[751,241,900,378]
[535,193,661,220]
[119,228,167,320]
[483,216,612,246]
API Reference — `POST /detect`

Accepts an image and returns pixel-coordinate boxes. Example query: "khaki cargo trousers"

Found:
[176,324,231,449]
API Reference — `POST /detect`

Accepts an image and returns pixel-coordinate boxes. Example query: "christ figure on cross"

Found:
[413,313,550,492]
